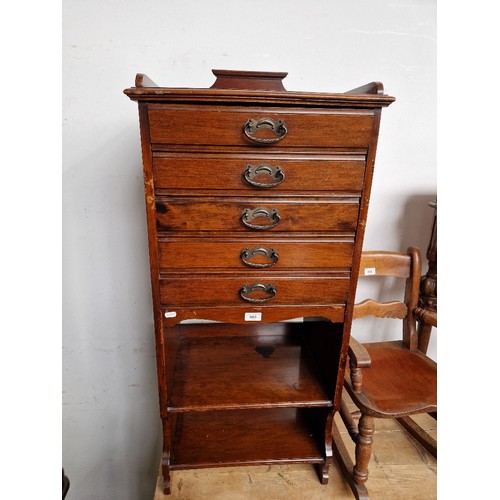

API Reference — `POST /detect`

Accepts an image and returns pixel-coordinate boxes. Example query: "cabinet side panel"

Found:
[335,108,384,409]
[138,102,168,417]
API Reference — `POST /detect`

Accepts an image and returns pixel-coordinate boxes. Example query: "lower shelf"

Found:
[170,407,328,469]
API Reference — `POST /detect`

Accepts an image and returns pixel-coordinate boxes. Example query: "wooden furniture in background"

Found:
[124,70,394,495]
[417,200,437,354]
[332,249,437,500]
[397,201,438,457]
[62,469,69,499]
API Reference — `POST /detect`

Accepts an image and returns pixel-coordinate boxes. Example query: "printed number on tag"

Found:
[245,312,262,321]
[364,267,376,276]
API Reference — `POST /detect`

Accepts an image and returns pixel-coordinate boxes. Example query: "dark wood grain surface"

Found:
[124,70,394,493]
[170,408,328,469]
[155,197,359,233]
[158,237,354,271]
[148,105,375,148]
[159,273,350,307]
[168,332,332,411]
[152,154,366,192]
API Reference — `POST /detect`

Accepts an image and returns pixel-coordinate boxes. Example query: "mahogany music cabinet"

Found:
[124,70,394,494]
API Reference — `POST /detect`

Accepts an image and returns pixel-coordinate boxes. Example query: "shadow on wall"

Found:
[397,194,436,273]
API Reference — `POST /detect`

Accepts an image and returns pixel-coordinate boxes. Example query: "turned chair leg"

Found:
[353,414,375,487]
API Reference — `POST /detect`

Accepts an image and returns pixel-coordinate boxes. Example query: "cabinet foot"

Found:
[318,462,330,485]
[161,453,171,495]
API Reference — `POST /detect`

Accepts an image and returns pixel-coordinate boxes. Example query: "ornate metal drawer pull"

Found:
[241,207,281,230]
[243,117,288,144]
[240,246,279,268]
[243,164,285,188]
[239,283,277,303]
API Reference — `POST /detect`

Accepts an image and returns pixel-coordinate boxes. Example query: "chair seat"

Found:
[345,340,437,418]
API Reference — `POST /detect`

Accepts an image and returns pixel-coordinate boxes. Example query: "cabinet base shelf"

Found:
[169,408,329,469]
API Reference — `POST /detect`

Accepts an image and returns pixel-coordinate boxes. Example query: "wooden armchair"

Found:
[332,248,437,499]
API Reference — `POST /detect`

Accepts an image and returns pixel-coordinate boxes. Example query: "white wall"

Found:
[62,1,436,498]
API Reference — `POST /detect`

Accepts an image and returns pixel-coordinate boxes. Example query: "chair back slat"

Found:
[353,299,408,320]
[359,251,411,278]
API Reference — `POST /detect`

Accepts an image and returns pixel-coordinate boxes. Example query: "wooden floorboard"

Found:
[153,409,437,499]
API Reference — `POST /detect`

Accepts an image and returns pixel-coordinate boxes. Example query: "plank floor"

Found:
[154,402,437,499]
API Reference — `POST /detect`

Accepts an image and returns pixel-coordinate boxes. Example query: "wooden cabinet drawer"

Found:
[148,105,374,149]
[159,274,350,307]
[153,154,365,192]
[158,237,354,271]
[156,197,359,233]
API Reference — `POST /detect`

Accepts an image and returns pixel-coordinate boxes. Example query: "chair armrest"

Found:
[348,337,371,368]
[414,307,437,328]
[347,337,371,393]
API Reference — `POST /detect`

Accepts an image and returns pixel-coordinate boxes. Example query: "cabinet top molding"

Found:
[124,69,395,108]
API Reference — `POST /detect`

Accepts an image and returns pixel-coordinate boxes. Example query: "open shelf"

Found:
[168,323,333,412]
[170,407,327,469]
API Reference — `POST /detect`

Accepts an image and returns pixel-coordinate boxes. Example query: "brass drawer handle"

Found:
[241,207,281,230]
[239,283,277,303]
[243,117,288,144]
[243,164,285,188]
[240,246,279,268]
